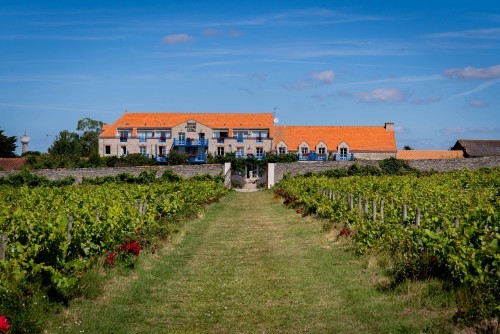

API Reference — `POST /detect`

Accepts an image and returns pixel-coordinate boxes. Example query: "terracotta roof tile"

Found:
[100,112,274,137]
[396,150,464,160]
[274,126,396,152]
[0,158,27,170]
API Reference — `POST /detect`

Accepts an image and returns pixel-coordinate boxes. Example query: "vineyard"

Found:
[0,171,226,333]
[274,168,499,325]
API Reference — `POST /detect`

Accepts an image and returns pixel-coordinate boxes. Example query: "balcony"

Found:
[158,137,167,143]
[119,137,128,142]
[156,155,167,163]
[138,137,147,142]
[188,154,207,164]
[256,137,264,143]
[333,153,354,161]
[173,138,209,147]
[236,137,244,143]
[216,137,225,144]
[298,153,328,161]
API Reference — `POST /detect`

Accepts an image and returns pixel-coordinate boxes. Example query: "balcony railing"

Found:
[216,137,225,144]
[156,155,167,163]
[298,153,328,161]
[333,153,354,161]
[188,154,207,164]
[119,137,128,142]
[173,138,209,146]
[139,137,147,142]
[236,137,244,143]
[256,137,264,143]
[255,153,265,160]
[158,137,167,143]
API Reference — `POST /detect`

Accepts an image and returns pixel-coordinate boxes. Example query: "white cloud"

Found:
[282,81,313,91]
[445,78,500,101]
[411,96,441,105]
[468,100,489,108]
[162,33,195,45]
[443,65,500,79]
[353,88,408,103]
[424,28,500,40]
[394,126,408,133]
[202,28,242,37]
[440,127,500,135]
[311,70,335,84]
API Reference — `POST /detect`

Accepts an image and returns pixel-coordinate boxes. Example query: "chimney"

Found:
[384,122,394,131]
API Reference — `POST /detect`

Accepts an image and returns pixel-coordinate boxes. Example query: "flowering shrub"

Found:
[339,227,352,237]
[0,316,9,334]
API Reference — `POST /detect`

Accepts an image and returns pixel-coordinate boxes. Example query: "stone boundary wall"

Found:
[0,164,224,184]
[274,157,500,183]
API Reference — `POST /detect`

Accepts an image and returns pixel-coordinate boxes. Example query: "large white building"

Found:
[98,112,397,162]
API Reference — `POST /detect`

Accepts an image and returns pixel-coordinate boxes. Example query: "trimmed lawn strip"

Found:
[47,191,454,333]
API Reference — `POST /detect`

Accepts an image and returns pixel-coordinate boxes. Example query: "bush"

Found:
[230,174,246,188]
[379,158,418,175]
[167,150,189,165]
[161,169,183,182]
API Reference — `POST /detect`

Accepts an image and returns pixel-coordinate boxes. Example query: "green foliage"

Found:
[378,157,418,175]
[167,149,189,165]
[0,168,75,187]
[0,129,18,158]
[161,169,183,182]
[274,168,500,324]
[0,178,227,332]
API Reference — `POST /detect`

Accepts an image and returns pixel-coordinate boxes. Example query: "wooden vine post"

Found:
[67,216,73,245]
[402,204,407,223]
[380,200,384,222]
[372,199,377,221]
[415,208,421,227]
[357,194,362,216]
[0,234,7,261]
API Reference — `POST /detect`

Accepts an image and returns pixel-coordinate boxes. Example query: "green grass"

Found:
[46,190,455,333]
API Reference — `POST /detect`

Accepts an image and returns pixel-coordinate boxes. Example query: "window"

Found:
[256,147,264,159]
[236,147,245,157]
[158,131,171,140]
[217,147,225,156]
[178,132,185,140]
[139,146,147,155]
[318,147,326,155]
[301,147,309,155]
[121,146,127,156]
[340,147,348,155]
[138,131,147,142]
[213,131,228,138]
[278,146,287,155]
[119,130,130,142]
[105,146,111,155]
[158,146,166,155]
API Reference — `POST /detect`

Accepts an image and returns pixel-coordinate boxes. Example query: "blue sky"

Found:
[1,0,499,154]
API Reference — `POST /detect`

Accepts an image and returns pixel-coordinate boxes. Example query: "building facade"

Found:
[98,112,396,162]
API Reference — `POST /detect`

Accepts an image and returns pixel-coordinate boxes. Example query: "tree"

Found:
[48,130,83,157]
[0,129,17,158]
[403,145,413,150]
[77,118,104,157]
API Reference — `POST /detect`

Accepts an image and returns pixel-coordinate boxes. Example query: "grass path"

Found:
[48,191,452,333]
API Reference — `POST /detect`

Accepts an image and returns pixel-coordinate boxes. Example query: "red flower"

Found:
[431,257,439,263]
[136,226,141,232]
[296,209,301,214]
[0,316,9,334]
[124,241,141,256]
[105,252,116,265]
